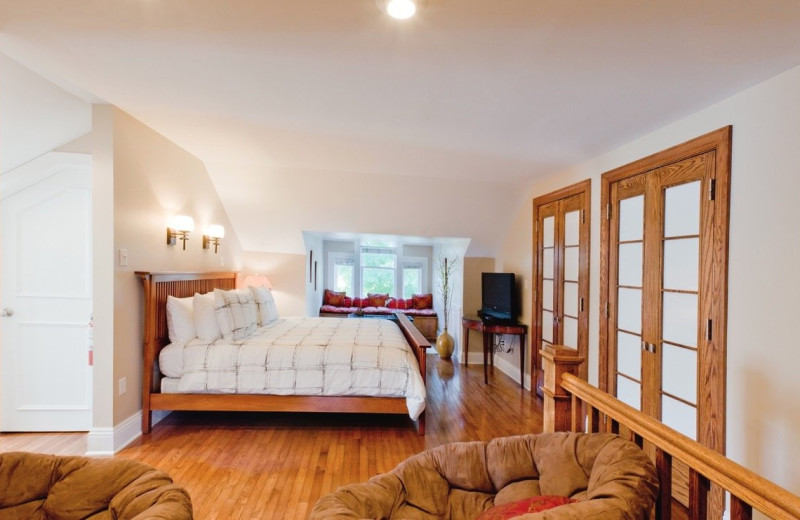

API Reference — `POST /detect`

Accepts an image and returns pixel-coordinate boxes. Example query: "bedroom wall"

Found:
[496,63,800,500]
[103,106,244,426]
[242,250,306,317]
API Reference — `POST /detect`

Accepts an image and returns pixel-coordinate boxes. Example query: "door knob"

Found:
[1,308,13,317]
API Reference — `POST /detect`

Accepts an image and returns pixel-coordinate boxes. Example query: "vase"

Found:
[435,329,454,360]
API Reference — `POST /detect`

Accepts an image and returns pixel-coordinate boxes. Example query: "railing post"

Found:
[540,344,585,432]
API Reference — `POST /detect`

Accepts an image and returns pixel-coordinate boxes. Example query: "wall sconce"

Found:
[202,224,225,253]
[167,215,194,250]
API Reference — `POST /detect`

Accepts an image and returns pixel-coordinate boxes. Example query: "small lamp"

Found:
[203,224,225,253]
[377,0,418,19]
[167,215,194,250]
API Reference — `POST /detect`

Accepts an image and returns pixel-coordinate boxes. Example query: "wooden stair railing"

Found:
[541,344,800,520]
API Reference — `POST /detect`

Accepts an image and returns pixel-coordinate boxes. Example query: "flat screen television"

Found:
[480,272,516,321]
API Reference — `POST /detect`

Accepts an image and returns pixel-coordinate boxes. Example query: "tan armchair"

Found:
[311,432,658,519]
[0,451,192,519]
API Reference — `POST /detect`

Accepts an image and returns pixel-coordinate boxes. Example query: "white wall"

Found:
[497,64,800,498]
[0,54,91,173]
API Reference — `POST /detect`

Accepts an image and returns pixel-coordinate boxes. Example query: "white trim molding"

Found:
[85,410,171,456]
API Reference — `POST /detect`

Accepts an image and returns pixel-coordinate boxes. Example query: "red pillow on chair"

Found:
[476,496,576,520]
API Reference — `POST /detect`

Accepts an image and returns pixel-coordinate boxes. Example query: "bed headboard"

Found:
[136,271,237,394]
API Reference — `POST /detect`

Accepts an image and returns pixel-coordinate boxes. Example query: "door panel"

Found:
[1,157,92,432]
[532,180,590,392]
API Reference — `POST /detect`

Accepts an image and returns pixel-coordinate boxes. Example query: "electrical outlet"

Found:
[119,248,128,267]
[119,377,127,396]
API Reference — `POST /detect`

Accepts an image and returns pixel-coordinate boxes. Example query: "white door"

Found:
[1,153,92,431]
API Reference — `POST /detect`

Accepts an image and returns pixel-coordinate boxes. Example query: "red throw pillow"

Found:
[405,298,414,309]
[342,296,353,307]
[323,289,346,307]
[352,297,364,308]
[368,293,389,307]
[476,496,576,520]
[412,293,433,309]
[386,298,398,309]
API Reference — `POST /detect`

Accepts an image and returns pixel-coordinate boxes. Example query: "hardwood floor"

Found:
[0,355,543,519]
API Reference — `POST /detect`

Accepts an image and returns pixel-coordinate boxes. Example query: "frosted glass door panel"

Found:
[542,280,554,311]
[662,292,698,347]
[662,396,697,440]
[543,217,555,247]
[617,331,642,378]
[543,249,554,278]
[664,181,700,237]
[563,282,579,316]
[541,311,554,342]
[563,316,578,349]
[564,247,579,281]
[617,288,642,333]
[618,243,643,287]
[564,211,580,246]
[619,195,644,241]
[663,239,699,291]
[662,345,697,404]
[617,377,641,410]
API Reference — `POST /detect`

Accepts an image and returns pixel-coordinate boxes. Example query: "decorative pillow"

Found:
[352,297,367,308]
[250,285,279,326]
[405,298,414,309]
[412,293,433,309]
[343,296,353,307]
[368,293,389,307]
[214,288,258,340]
[194,292,221,341]
[476,496,576,520]
[323,289,346,307]
[166,295,195,343]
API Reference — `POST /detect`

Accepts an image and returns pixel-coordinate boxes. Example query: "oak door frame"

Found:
[531,178,591,390]
[599,126,732,459]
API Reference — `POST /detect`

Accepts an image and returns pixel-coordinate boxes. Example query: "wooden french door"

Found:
[532,180,590,392]
[600,126,731,455]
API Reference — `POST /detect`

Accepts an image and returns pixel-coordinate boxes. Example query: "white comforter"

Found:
[159,317,426,420]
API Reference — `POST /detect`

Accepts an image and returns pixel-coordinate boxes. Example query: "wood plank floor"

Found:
[0,356,543,519]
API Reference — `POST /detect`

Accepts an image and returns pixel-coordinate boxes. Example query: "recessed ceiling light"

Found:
[382,0,417,20]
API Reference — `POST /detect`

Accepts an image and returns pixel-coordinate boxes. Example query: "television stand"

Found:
[461,315,527,388]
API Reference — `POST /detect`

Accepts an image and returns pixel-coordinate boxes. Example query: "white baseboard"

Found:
[85,409,172,456]
[463,351,531,391]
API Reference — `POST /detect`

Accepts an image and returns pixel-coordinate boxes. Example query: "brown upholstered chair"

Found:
[0,451,192,519]
[311,432,659,520]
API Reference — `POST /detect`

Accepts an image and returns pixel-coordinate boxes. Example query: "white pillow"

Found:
[166,295,195,343]
[194,292,222,341]
[250,285,279,326]
[214,288,258,340]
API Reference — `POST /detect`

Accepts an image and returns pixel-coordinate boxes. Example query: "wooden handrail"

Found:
[561,373,800,519]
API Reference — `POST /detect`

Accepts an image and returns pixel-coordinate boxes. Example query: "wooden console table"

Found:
[461,315,527,387]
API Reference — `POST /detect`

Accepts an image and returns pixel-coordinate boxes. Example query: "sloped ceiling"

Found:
[2,0,800,255]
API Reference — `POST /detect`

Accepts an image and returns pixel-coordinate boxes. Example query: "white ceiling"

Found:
[3,0,800,255]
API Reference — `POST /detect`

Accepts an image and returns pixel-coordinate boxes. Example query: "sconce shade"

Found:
[172,215,194,232]
[387,0,416,19]
[206,224,225,238]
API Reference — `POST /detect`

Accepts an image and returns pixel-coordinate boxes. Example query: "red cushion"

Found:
[352,297,368,308]
[386,298,407,310]
[411,293,433,310]
[476,496,576,520]
[323,289,346,306]
[368,293,389,307]
[343,296,353,307]
[405,298,414,309]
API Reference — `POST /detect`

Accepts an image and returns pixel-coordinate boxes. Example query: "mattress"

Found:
[158,317,426,419]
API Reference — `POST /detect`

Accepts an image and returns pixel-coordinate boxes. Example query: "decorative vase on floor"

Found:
[435,328,454,360]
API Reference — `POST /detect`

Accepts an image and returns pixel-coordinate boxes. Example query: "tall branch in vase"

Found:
[435,255,457,360]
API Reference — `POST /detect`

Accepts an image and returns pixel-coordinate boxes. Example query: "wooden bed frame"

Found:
[136,271,430,435]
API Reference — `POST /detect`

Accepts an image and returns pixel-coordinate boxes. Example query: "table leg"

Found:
[519,333,525,388]
[462,324,469,366]
[483,330,489,384]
